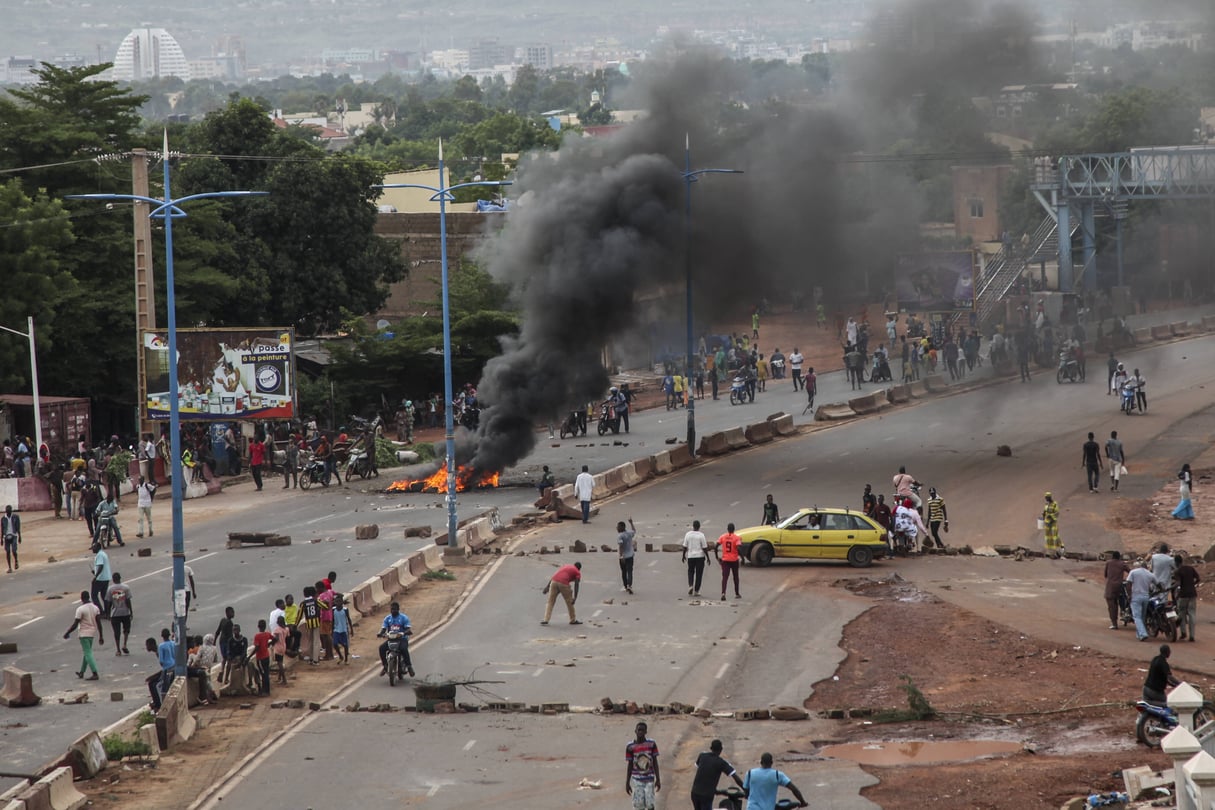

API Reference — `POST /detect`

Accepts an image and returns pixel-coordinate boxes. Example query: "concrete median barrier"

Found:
[669,444,694,469]
[744,420,775,443]
[378,568,400,599]
[42,766,87,810]
[0,780,29,807]
[632,457,655,481]
[618,462,643,488]
[847,393,883,415]
[421,543,443,571]
[886,384,911,404]
[350,579,377,616]
[651,450,673,476]
[603,465,628,494]
[767,413,796,436]
[1171,321,1190,336]
[1150,324,1172,340]
[64,730,108,779]
[723,427,749,451]
[814,403,856,421]
[1203,315,1215,331]
[155,678,196,751]
[392,560,417,592]
[908,380,930,397]
[0,666,40,707]
[366,574,390,609]
[1133,327,1152,343]
[697,431,730,456]
[591,473,612,500]
[924,374,949,392]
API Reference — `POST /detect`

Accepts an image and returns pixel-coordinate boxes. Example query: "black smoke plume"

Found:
[471,1,1040,474]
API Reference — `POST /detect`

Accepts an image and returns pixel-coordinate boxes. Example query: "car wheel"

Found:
[847,546,874,568]
[751,542,774,567]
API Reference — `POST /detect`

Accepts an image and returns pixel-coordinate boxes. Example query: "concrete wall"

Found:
[952,164,1012,244]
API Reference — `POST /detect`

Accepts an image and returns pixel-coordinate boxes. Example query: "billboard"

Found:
[895,251,975,313]
[142,328,296,421]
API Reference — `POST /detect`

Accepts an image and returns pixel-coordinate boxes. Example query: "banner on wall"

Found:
[142,328,296,420]
[894,251,976,313]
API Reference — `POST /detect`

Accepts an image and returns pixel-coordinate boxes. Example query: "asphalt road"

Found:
[199,330,1215,808]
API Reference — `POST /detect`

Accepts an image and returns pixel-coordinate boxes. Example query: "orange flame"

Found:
[386,464,500,493]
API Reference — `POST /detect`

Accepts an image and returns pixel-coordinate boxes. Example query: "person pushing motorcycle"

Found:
[377,602,414,678]
[1143,644,1179,704]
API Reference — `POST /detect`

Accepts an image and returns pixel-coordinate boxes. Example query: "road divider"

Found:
[0,665,40,707]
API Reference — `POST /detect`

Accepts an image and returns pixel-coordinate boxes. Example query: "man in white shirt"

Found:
[138,433,156,483]
[574,465,595,524]
[788,348,805,392]
[1131,368,1147,413]
[681,519,712,596]
[135,476,157,538]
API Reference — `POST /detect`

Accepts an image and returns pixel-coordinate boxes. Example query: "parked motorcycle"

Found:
[298,455,329,490]
[1056,350,1083,384]
[345,446,379,481]
[379,627,413,687]
[1136,694,1215,747]
[597,402,621,436]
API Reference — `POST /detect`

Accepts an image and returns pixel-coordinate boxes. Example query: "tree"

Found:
[0,181,75,391]
[453,75,482,102]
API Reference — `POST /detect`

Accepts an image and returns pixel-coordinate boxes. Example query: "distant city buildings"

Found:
[112,27,191,82]
[2,56,38,85]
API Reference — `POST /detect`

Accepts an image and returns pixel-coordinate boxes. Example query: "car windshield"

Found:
[778,511,822,530]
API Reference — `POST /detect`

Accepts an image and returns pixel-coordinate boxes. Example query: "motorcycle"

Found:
[769,357,786,379]
[716,786,801,809]
[459,404,480,431]
[379,627,414,687]
[729,376,749,406]
[1136,694,1215,747]
[1120,383,1138,414]
[597,402,621,436]
[559,410,584,439]
[345,446,379,481]
[298,455,329,490]
[96,517,119,548]
[1056,350,1083,384]
[871,354,893,383]
[1143,592,1179,641]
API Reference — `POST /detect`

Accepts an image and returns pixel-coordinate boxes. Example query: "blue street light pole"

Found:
[375,142,509,552]
[683,135,742,455]
[68,131,266,676]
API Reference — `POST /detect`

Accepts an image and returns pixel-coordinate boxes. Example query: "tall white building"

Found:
[112,27,191,82]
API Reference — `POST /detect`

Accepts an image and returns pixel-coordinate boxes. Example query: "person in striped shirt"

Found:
[926,487,948,549]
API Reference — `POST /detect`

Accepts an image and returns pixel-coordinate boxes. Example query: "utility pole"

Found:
[132,148,157,442]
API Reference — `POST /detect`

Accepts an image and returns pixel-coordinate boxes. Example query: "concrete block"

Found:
[0,779,30,806]
[770,706,809,721]
[631,457,655,481]
[924,374,949,392]
[1150,324,1172,341]
[1202,315,1215,331]
[886,384,911,404]
[650,451,673,476]
[0,642,16,654]
[660,543,683,553]
[743,421,775,444]
[349,580,377,616]
[908,380,930,397]
[603,465,628,494]
[847,393,883,415]
[668,444,694,469]
[1170,321,1189,337]
[697,431,730,456]
[722,427,749,451]
[136,547,152,557]
[404,525,432,538]
[590,473,612,501]
[1133,326,1152,343]
[814,403,856,421]
[65,730,108,778]
[1122,765,1168,800]
[0,666,40,707]
[768,413,797,436]
[155,678,196,752]
[354,524,379,540]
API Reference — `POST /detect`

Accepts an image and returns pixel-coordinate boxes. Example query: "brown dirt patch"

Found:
[807,577,1215,810]
[77,570,471,807]
[1105,469,1213,562]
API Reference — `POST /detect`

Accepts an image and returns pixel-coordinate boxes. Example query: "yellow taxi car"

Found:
[737,507,889,568]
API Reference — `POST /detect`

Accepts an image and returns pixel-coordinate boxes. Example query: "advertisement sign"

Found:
[895,252,975,313]
[142,328,296,421]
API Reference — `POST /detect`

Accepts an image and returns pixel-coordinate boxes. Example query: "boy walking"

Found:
[63,590,103,680]
[331,594,352,664]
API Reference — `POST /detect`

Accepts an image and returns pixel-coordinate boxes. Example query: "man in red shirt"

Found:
[249,434,266,491]
[715,523,743,601]
[542,562,582,626]
[252,619,273,695]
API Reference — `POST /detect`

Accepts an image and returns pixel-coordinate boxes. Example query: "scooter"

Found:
[379,627,414,687]
[345,446,378,481]
[1056,350,1083,384]
[715,786,801,809]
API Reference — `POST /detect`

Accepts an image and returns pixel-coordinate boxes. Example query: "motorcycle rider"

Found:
[1143,643,1179,704]
[93,494,124,547]
[377,601,414,678]
[769,348,785,380]
[892,466,921,510]
[1130,368,1147,413]
[1111,362,1129,396]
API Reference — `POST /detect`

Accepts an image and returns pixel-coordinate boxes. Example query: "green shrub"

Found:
[102,732,152,760]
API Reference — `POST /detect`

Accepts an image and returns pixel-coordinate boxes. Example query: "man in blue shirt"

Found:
[93,495,124,547]
[91,542,112,617]
[147,628,177,711]
[377,601,414,677]
[743,753,807,810]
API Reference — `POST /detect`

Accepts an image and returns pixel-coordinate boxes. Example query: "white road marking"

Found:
[729,501,739,507]
[796,466,808,473]
[695,695,709,710]
[756,606,768,620]
[427,784,442,798]
[496,670,523,675]
[884,435,896,441]
[838,451,851,457]
[740,631,750,643]
[715,662,729,680]
[592,609,603,618]
[463,740,476,752]
[533,667,544,677]
[778,582,789,594]
[13,616,43,630]
[128,551,219,584]
[928,422,942,429]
